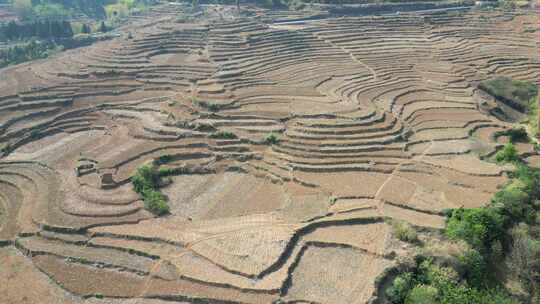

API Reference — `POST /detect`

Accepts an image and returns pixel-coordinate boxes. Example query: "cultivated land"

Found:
[1,3,540,304]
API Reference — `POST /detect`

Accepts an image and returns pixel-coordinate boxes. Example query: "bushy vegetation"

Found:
[495,142,518,163]
[264,133,280,145]
[529,87,540,137]
[131,163,169,216]
[192,99,220,112]
[391,220,418,243]
[387,124,540,302]
[0,19,73,40]
[441,161,540,302]
[496,127,529,143]
[446,207,505,252]
[0,39,62,67]
[386,258,518,304]
[209,131,237,139]
[11,0,107,20]
[9,0,153,20]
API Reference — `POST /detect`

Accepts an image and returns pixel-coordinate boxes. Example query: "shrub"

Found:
[264,133,279,145]
[392,220,418,243]
[492,164,540,224]
[386,272,415,303]
[131,164,160,192]
[141,188,169,216]
[404,284,438,304]
[209,131,237,139]
[386,259,519,304]
[503,127,528,143]
[131,163,169,216]
[446,208,505,251]
[193,99,220,112]
[495,142,518,163]
[458,249,488,289]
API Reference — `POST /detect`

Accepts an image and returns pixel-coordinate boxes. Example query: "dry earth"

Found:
[1,3,540,304]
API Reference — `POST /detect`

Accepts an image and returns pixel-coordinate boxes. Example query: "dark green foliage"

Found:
[141,188,169,216]
[495,142,518,163]
[446,207,505,251]
[209,131,237,139]
[493,164,540,224]
[131,164,160,192]
[385,259,519,304]
[386,272,416,303]
[195,100,220,112]
[440,161,540,302]
[13,0,109,20]
[0,40,62,68]
[0,20,74,40]
[459,249,488,289]
[131,164,169,216]
[497,127,529,143]
[264,133,279,145]
[29,129,40,138]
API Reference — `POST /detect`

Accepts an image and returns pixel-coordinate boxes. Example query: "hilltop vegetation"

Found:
[0,0,158,68]
[10,0,155,20]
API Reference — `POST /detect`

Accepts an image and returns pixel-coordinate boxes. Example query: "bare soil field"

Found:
[1,3,540,303]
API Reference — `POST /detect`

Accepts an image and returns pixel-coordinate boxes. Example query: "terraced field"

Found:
[2,3,540,304]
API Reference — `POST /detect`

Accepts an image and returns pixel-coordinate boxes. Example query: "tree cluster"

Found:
[0,20,73,41]
[0,39,60,68]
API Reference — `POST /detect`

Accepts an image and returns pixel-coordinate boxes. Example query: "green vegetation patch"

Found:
[495,142,519,164]
[264,133,280,145]
[390,220,418,243]
[388,130,540,302]
[131,163,169,216]
[209,131,237,139]
[386,258,518,304]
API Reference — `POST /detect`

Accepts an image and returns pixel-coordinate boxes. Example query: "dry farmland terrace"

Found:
[1,4,540,304]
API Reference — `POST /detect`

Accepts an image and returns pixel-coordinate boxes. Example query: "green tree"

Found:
[446,208,505,251]
[405,285,438,304]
